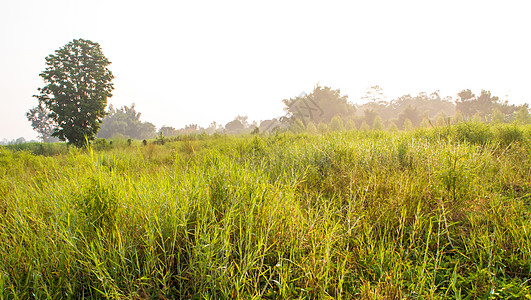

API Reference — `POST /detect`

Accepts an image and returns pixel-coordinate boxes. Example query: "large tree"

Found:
[282,85,355,125]
[34,38,114,147]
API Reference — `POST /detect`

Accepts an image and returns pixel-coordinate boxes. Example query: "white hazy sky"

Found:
[1,0,530,140]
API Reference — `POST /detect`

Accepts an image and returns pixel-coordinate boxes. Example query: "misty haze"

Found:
[1,1,531,299]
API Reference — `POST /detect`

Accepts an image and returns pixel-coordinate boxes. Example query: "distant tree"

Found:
[455,90,476,119]
[476,90,500,117]
[26,104,57,142]
[282,85,355,125]
[363,109,378,127]
[98,104,155,140]
[206,121,223,134]
[455,89,517,120]
[453,110,464,124]
[372,116,384,130]
[420,117,430,128]
[359,121,370,131]
[329,115,344,131]
[388,122,398,132]
[34,39,114,147]
[184,124,202,134]
[259,118,282,133]
[15,137,26,144]
[491,108,505,124]
[398,106,421,128]
[403,118,413,131]
[225,119,245,134]
[306,121,318,134]
[290,119,306,134]
[515,105,531,124]
[472,113,483,123]
[457,89,475,102]
[159,126,179,137]
[358,91,455,124]
[317,122,329,134]
[224,115,251,134]
[435,113,447,127]
[345,119,356,130]
[234,115,249,128]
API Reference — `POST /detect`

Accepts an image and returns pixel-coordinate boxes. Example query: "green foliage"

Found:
[306,121,318,134]
[403,118,413,131]
[159,126,179,137]
[396,140,412,169]
[491,108,505,123]
[515,106,531,124]
[155,131,166,145]
[456,89,518,119]
[2,125,531,298]
[357,90,456,125]
[3,142,68,156]
[290,118,306,134]
[77,176,119,231]
[363,109,378,126]
[34,39,114,147]
[387,121,398,132]
[318,122,329,134]
[398,105,421,127]
[493,123,523,146]
[472,113,484,123]
[420,117,430,128]
[25,104,57,142]
[372,115,384,130]
[93,138,111,151]
[453,110,464,124]
[435,145,474,205]
[436,112,447,127]
[329,115,344,131]
[359,120,370,131]
[452,121,492,144]
[98,104,156,140]
[345,119,356,130]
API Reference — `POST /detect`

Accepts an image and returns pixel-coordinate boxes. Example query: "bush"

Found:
[493,123,523,146]
[93,138,111,151]
[452,121,492,144]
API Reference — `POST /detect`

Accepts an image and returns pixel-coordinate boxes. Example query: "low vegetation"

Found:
[1,123,531,299]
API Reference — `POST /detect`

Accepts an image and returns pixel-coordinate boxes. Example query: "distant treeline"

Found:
[24,84,531,143]
[150,85,529,139]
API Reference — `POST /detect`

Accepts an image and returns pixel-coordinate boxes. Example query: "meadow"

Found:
[1,122,531,299]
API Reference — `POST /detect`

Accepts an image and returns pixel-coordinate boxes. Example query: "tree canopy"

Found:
[97,104,156,140]
[26,103,57,142]
[456,89,518,119]
[282,85,355,125]
[34,38,114,147]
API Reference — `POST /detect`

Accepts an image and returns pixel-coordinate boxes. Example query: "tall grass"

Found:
[1,123,531,298]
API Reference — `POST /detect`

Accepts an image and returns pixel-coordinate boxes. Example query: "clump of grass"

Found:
[77,175,119,232]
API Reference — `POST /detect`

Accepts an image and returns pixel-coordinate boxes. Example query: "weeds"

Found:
[1,124,531,298]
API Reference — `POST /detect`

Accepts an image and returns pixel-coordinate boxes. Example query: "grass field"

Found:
[1,122,531,299]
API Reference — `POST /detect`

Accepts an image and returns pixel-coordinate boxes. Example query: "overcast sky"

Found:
[1,0,530,140]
